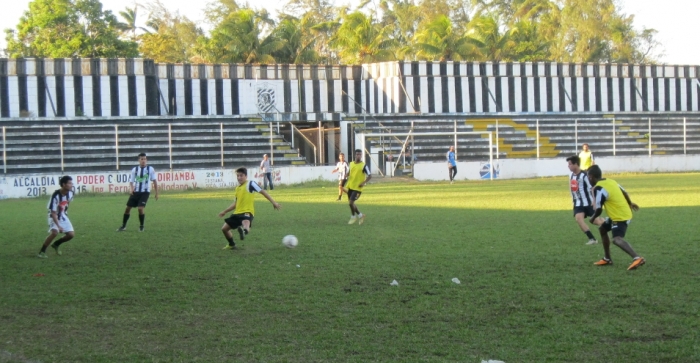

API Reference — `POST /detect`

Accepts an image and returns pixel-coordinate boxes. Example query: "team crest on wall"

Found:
[256,83,277,113]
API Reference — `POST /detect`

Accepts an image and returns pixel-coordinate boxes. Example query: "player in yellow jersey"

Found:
[218,167,281,250]
[578,144,595,171]
[587,165,645,270]
[344,149,371,225]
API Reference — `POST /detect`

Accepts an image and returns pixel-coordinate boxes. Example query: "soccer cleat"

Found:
[586,239,598,245]
[237,226,246,240]
[594,258,613,266]
[50,243,62,256]
[139,226,144,232]
[358,214,365,225]
[116,226,126,232]
[348,216,357,224]
[450,180,454,184]
[222,244,237,250]
[627,257,646,270]
[37,252,48,259]
[336,197,342,201]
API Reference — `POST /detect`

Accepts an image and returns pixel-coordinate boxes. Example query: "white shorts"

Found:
[48,216,74,233]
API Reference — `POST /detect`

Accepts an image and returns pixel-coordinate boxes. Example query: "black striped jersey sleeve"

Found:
[248,180,262,193]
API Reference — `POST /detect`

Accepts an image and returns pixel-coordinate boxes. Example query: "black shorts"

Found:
[225,213,254,229]
[127,192,150,208]
[348,189,362,201]
[600,218,630,238]
[573,206,595,218]
[339,179,347,187]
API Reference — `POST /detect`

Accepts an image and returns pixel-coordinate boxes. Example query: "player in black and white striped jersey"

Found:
[38,176,75,258]
[117,153,159,232]
[567,155,605,245]
[331,153,349,201]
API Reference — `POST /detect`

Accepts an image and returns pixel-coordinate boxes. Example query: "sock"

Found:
[223,230,235,246]
[139,214,145,227]
[122,214,130,226]
[53,237,68,247]
[585,231,595,240]
[40,246,48,253]
[358,213,363,217]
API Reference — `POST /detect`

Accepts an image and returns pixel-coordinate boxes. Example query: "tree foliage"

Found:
[5,0,137,58]
[4,0,662,64]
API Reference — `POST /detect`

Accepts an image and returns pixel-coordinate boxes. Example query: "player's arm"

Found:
[620,186,639,211]
[129,168,136,195]
[589,186,606,224]
[259,190,281,210]
[359,166,372,188]
[218,200,237,217]
[150,167,159,200]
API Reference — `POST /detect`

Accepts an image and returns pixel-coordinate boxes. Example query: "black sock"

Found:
[122,214,130,226]
[585,230,595,240]
[40,246,48,253]
[53,236,68,247]
[139,214,145,227]
[223,231,235,246]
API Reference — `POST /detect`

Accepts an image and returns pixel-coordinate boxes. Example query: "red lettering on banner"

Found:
[109,184,130,193]
[158,171,195,182]
[77,175,105,185]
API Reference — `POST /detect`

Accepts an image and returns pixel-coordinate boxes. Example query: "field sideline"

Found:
[1,173,699,363]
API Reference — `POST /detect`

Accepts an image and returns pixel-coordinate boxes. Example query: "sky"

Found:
[0,0,698,65]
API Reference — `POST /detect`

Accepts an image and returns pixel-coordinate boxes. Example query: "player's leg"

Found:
[118,197,136,231]
[448,166,452,182]
[610,222,645,270]
[452,165,457,180]
[238,216,252,240]
[50,218,74,255]
[347,190,358,224]
[337,181,343,201]
[263,173,269,190]
[594,220,613,265]
[574,208,597,245]
[221,219,237,249]
[38,228,59,258]
[350,191,364,224]
[137,206,146,231]
[136,193,150,231]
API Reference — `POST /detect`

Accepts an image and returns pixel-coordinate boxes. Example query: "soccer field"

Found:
[1,174,699,363]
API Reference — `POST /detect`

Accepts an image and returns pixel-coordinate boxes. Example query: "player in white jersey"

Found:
[331,153,349,201]
[566,155,604,245]
[117,153,159,232]
[38,176,75,258]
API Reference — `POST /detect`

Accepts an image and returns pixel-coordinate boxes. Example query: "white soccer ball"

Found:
[282,235,298,248]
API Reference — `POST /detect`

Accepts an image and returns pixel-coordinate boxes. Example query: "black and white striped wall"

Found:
[1,58,699,118]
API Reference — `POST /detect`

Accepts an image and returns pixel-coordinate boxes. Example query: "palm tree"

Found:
[207,9,284,64]
[330,11,397,64]
[465,15,514,61]
[118,6,148,40]
[270,15,319,64]
[413,15,474,61]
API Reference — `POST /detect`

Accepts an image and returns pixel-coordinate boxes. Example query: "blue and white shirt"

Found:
[447,150,456,166]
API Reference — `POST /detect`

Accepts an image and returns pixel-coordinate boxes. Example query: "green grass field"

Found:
[1,173,699,363]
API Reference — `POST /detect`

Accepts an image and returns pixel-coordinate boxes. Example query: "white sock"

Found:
[358,213,363,217]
